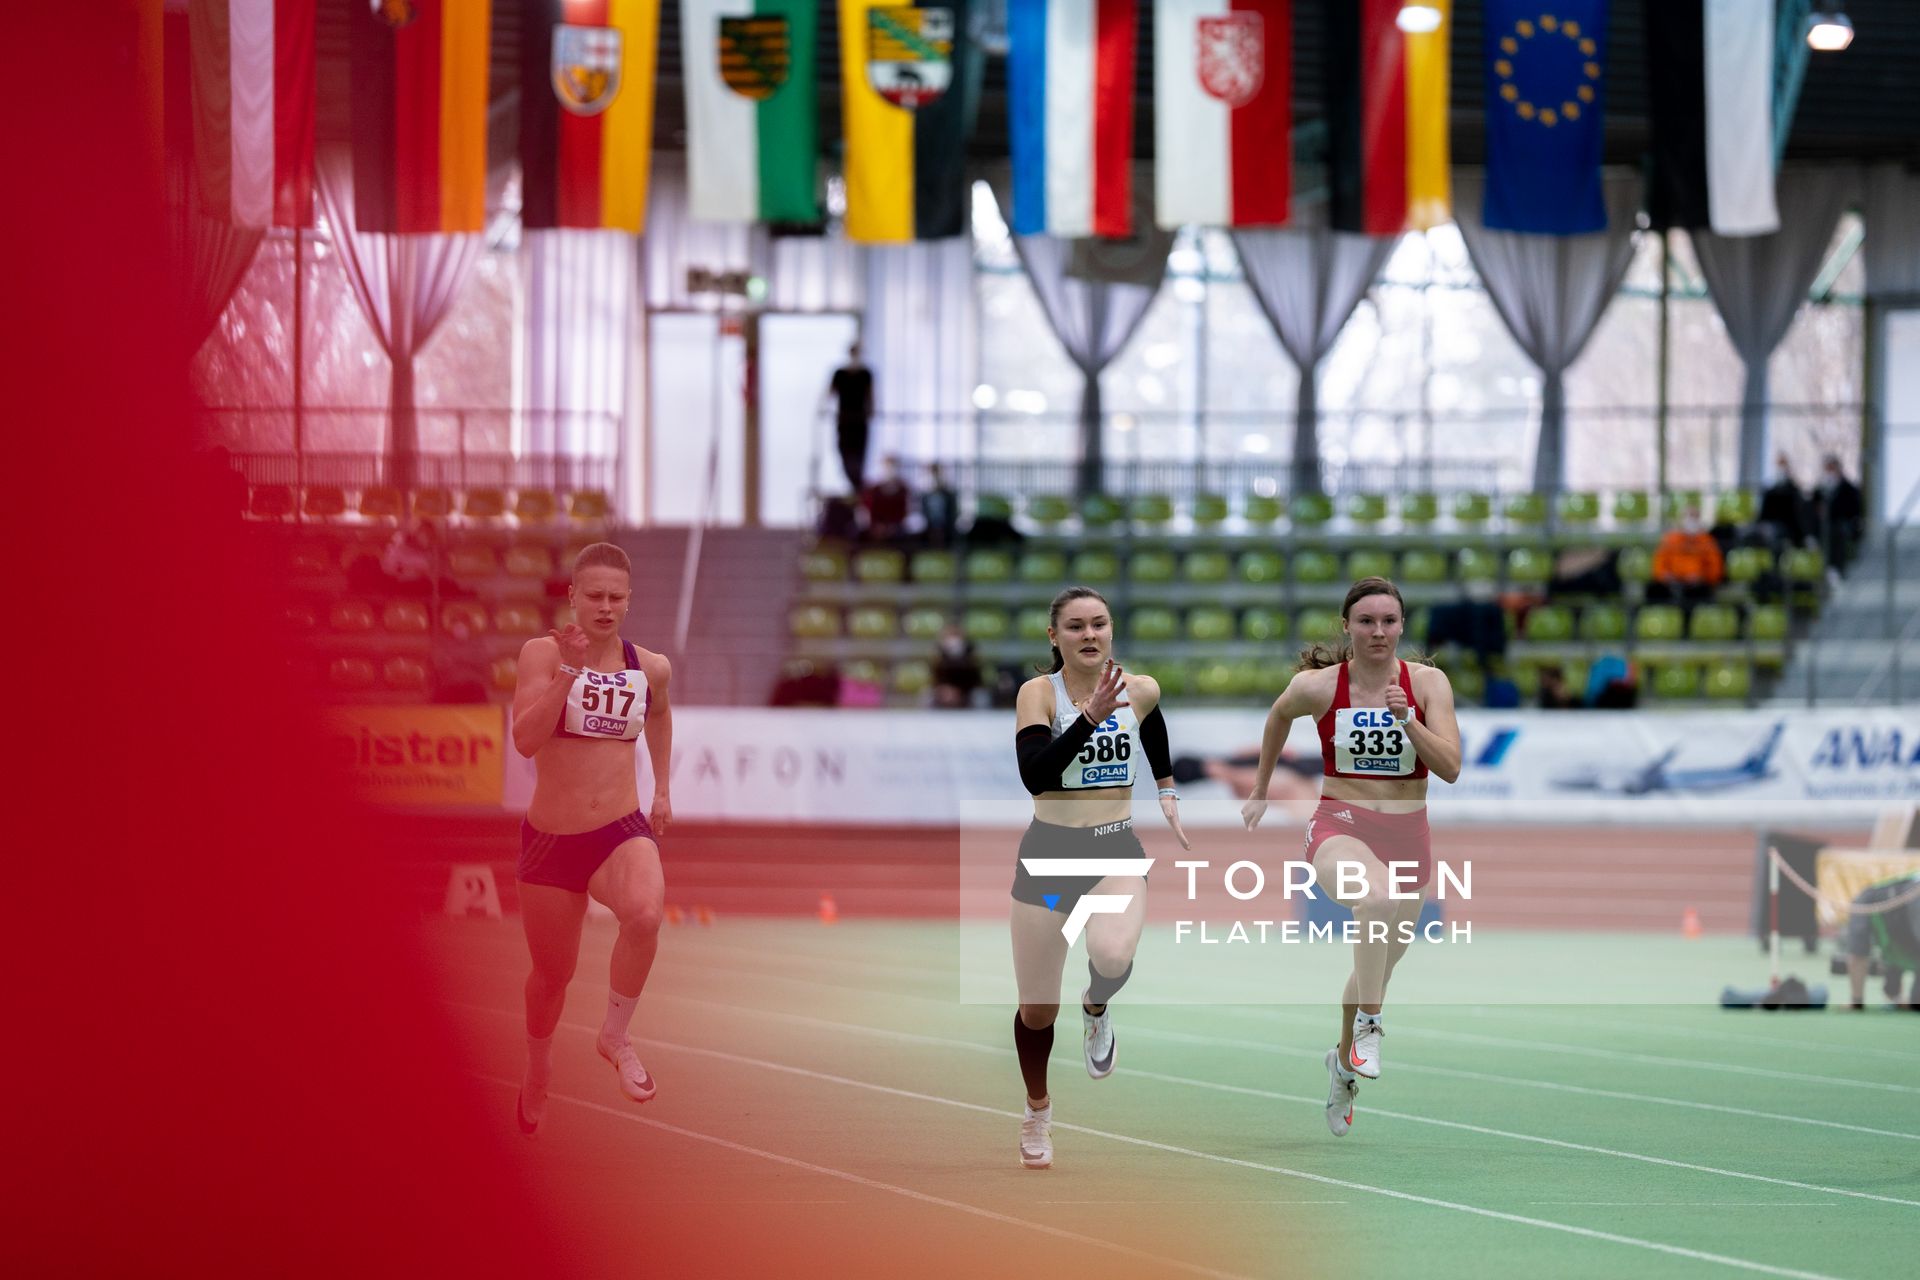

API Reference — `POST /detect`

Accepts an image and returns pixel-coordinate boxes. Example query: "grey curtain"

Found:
[522,229,638,488]
[316,148,482,487]
[1693,169,1852,486]
[1454,170,1641,492]
[1231,224,1396,495]
[1863,164,1920,300]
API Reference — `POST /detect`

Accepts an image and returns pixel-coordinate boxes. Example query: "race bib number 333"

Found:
[1335,707,1413,776]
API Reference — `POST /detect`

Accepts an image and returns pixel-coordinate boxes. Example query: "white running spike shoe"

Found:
[1020,1102,1054,1169]
[1082,990,1117,1079]
[1348,1015,1383,1079]
[1324,1047,1358,1137]
[597,1036,658,1102]
[516,1085,545,1137]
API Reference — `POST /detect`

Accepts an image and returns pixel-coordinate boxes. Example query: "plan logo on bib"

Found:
[1195,13,1265,107]
[867,6,954,109]
[553,24,624,117]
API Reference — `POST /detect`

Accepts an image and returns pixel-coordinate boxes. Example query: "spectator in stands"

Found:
[1813,453,1864,578]
[862,455,912,544]
[931,624,984,708]
[381,518,439,594]
[1843,871,1920,1011]
[1649,502,1723,609]
[1757,453,1811,550]
[430,615,492,704]
[828,343,874,493]
[921,462,959,549]
[1536,665,1577,710]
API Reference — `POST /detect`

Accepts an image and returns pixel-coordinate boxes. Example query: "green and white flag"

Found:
[682,0,819,223]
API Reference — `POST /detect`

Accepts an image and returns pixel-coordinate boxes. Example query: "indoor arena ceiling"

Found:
[312,1,1920,167]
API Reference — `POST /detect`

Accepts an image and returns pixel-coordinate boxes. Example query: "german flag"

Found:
[1323,0,1451,234]
[838,0,972,242]
[349,0,490,234]
[522,0,661,232]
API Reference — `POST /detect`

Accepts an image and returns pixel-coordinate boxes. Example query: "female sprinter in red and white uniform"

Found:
[1009,587,1190,1169]
[1241,577,1460,1137]
[509,542,672,1134]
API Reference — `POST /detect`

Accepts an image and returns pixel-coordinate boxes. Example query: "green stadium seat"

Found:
[788,604,838,639]
[412,488,454,519]
[1557,491,1600,524]
[1449,664,1486,703]
[1294,550,1341,584]
[462,488,508,520]
[1346,493,1388,524]
[1651,663,1702,699]
[1132,607,1179,643]
[1149,661,1190,698]
[1689,604,1741,642]
[504,545,554,579]
[1347,550,1395,582]
[1018,549,1067,583]
[1579,602,1629,642]
[328,656,378,691]
[892,660,933,696]
[902,606,947,640]
[327,600,374,633]
[1612,491,1652,524]
[515,490,558,524]
[359,486,404,519]
[974,492,1013,522]
[1241,607,1287,642]
[1662,489,1706,522]
[963,548,1014,583]
[1186,606,1235,643]
[1455,547,1500,584]
[1129,493,1174,526]
[1129,549,1178,583]
[853,548,905,583]
[1071,549,1120,583]
[303,486,347,518]
[1782,546,1825,584]
[494,601,545,635]
[1183,550,1232,583]
[842,658,884,686]
[1451,493,1492,525]
[1634,605,1686,643]
[448,544,499,578]
[249,485,295,519]
[1523,605,1574,643]
[801,546,848,582]
[910,550,956,583]
[1617,545,1654,584]
[962,606,1011,641]
[1750,603,1790,642]
[1506,546,1553,586]
[1015,607,1052,641]
[847,606,897,639]
[1239,550,1285,584]
[1193,662,1239,698]
[1295,608,1343,646]
[1705,660,1751,700]
[1290,493,1334,526]
[1714,491,1756,524]
[567,490,611,522]
[383,655,430,692]
[1400,548,1448,584]
[1502,493,1548,526]
[1192,493,1229,526]
[1243,492,1285,525]
[1027,493,1072,526]
[1398,492,1438,524]
[1081,493,1123,528]
[1723,546,1773,589]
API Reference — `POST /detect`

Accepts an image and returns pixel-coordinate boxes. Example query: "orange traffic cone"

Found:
[818,894,839,925]
[694,905,714,926]
[1681,906,1702,939]
[664,904,685,926]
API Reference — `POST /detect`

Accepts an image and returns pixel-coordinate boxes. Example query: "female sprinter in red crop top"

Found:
[509,541,673,1134]
[1241,577,1460,1138]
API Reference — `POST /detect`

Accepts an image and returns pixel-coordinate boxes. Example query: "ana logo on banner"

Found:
[719,15,792,101]
[370,0,416,29]
[553,24,624,117]
[868,6,954,109]
[1196,13,1264,108]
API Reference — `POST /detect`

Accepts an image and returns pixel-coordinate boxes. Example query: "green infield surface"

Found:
[431,918,1919,1280]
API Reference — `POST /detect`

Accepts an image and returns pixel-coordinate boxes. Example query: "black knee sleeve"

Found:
[1087,958,1133,1008]
[1013,1010,1054,1101]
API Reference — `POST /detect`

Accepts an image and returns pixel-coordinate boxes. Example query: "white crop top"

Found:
[1049,671,1138,790]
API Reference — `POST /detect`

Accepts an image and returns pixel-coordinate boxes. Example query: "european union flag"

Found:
[1482,1,1609,234]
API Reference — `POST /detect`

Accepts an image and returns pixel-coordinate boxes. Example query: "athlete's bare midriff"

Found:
[1301,663,1430,815]
[528,737,642,834]
[1032,787,1134,828]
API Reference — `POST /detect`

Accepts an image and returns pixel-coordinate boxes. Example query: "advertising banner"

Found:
[327,704,507,807]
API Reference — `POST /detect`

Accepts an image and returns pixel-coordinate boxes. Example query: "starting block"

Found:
[444,864,503,919]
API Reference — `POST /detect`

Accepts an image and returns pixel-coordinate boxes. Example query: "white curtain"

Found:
[315,148,482,485]
[1231,221,1397,494]
[1453,169,1642,491]
[521,229,638,491]
[861,238,980,464]
[1692,168,1853,487]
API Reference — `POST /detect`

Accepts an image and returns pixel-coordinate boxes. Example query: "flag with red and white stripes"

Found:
[189,0,316,228]
[1153,0,1291,229]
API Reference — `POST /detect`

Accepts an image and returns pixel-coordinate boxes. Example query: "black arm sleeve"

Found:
[1015,716,1096,796]
[1139,706,1173,782]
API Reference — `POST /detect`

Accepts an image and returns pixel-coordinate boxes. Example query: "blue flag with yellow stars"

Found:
[1482,1,1608,234]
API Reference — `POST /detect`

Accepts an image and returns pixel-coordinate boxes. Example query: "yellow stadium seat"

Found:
[382,655,429,692]
[515,490,558,523]
[329,600,376,633]
[494,601,545,635]
[328,656,377,690]
[448,544,499,578]
[463,487,508,520]
[441,600,489,634]
[568,490,611,521]
[249,485,294,519]
[504,545,555,578]
[382,600,430,633]
[359,486,405,519]
[412,488,454,519]
[302,486,347,518]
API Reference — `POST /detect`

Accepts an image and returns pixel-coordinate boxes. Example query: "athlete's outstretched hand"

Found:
[1161,792,1192,851]
[550,623,590,668]
[1082,659,1126,724]
[1241,795,1269,831]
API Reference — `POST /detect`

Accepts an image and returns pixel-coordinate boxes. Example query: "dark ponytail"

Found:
[1036,585,1109,674]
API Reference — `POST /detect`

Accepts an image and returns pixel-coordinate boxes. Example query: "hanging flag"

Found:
[1481,1,1607,235]
[838,1,973,242]
[1007,0,1137,239]
[521,2,662,232]
[1647,0,1779,237]
[1403,0,1451,229]
[349,0,491,234]
[680,0,818,224]
[1323,0,1452,234]
[189,0,316,227]
[1153,0,1291,230]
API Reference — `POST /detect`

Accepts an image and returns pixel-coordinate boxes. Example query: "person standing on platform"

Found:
[829,342,875,493]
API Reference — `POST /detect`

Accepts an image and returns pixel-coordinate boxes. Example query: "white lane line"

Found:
[479,1075,1257,1280]
[462,1012,1855,1280]
[1531,1202,1841,1208]
[1455,1006,1920,1066]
